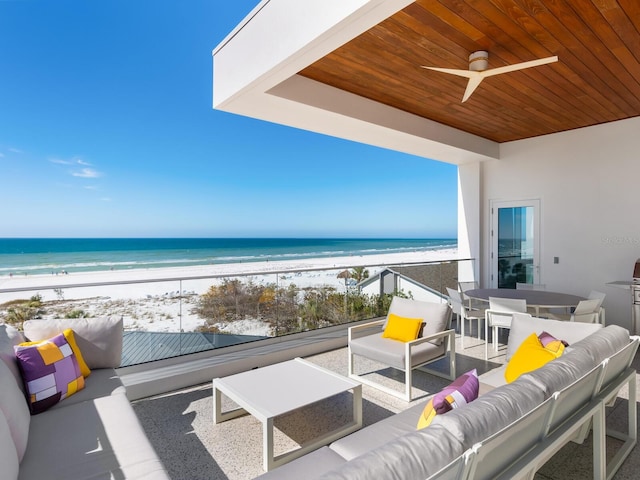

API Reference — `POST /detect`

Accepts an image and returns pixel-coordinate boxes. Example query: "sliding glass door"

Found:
[491,200,540,288]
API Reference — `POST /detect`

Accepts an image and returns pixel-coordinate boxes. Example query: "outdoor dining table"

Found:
[465,288,586,316]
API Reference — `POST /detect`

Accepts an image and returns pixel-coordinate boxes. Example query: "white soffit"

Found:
[212,0,499,164]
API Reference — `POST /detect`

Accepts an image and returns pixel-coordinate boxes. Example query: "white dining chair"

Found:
[588,290,606,325]
[458,281,482,309]
[485,297,527,359]
[447,287,485,350]
[549,298,602,324]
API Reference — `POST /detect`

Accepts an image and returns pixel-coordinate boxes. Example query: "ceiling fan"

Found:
[422,51,558,103]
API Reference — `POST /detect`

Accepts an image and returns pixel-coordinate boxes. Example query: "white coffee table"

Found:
[213,357,362,471]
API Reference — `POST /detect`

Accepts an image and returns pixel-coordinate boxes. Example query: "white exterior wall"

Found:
[480,117,640,330]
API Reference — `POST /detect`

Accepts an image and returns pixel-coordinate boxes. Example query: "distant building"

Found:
[357,263,458,303]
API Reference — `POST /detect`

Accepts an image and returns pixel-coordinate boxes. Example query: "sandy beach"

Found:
[0,248,460,335]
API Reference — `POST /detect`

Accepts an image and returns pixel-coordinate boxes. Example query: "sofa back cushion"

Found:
[0,358,31,462]
[0,408,19,480]
[431,376,545,449]
[506,314,602,361]
[0,324,27,393]
[23,317,123,368]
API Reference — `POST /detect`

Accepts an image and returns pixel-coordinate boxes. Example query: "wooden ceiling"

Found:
[299,0,640,143]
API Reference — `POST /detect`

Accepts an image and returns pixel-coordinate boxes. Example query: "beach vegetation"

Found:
[64,309,88,318]
[2,294,44,326]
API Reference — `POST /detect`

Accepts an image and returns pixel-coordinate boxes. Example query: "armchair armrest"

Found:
[348,318,385,341]
[407,329,455,350]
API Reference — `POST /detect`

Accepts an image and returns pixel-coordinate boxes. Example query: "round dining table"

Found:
[465,288,586,316]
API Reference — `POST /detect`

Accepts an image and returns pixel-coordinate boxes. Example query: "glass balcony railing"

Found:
[0,258,474,366]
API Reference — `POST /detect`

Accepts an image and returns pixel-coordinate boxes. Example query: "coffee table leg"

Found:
[212,382,248,423]
[264,417,274,471]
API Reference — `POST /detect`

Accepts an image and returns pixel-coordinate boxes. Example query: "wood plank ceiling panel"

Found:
[298,0,640,143]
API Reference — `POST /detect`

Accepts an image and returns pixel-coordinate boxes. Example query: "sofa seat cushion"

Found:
[46,368,126,411]
[330,401,427,460]
[349,334,445,371]
[19,392,169,480]
[255,447,347,480]
[23,317,123,369]
[0,359,30,462]
[431,377,545,448]
[318,424,464,480]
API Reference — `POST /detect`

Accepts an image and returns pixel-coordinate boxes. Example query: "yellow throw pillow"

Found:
[382,313,423,342]
[62,329,91,378]
[504,333,565,383]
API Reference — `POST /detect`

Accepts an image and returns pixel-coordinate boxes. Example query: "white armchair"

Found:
[348,296,455,401]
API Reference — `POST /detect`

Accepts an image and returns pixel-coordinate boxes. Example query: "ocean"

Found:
[0,238,457,276]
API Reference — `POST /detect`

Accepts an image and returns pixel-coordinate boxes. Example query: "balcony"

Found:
[2,258,639,479]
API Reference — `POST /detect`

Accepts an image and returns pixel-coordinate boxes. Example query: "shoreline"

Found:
[0,247,461,297]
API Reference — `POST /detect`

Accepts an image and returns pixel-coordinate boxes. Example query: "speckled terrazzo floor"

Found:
[131,327,640,480]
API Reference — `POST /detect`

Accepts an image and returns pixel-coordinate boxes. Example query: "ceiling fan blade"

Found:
[421,66,477,79]
[462,76,485,103]
[481,56,558,78]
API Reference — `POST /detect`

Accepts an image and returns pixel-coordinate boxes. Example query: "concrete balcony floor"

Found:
[131,328,640,480]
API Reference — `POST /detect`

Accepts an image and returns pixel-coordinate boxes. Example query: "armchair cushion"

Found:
[350,333,445,370]
[385,297,450,346]
[382,314,423,342]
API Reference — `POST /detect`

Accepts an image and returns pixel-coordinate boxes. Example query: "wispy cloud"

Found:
[50,158,73,165]
[101,197,112,202]
[72,168,103,178]
[84,185,99,190]
[8,148,22,154]
[77,159,92,166]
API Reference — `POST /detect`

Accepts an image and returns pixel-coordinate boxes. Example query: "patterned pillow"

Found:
[417,369,479,429]
[14,332,85,414]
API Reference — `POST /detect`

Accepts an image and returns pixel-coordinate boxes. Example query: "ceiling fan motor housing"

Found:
[469,51,488,71]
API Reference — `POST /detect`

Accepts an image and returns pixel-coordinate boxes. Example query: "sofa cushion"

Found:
[46,368,126,410]
[255,447,347,480]
[0,358,31,462]
[20,392,170,480]
[0,408,19,480]
[506,315,602,361]
[349,333,444,370]
[23,317,123,368]
[330,401,427,460]
[0,323,27,393]
[318,424,464,480]
[14,332,86,414]
[431,377,545,448]
[566,325,630,365]
[418,369,479,429]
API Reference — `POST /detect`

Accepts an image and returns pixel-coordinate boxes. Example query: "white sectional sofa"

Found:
[258,316,639,480]
[0,318,170,480]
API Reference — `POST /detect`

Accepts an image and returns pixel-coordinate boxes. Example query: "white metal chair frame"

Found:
[447,287,485,350]
[484,297,527,360]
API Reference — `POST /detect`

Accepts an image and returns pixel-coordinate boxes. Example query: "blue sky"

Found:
[0,1,457,239]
